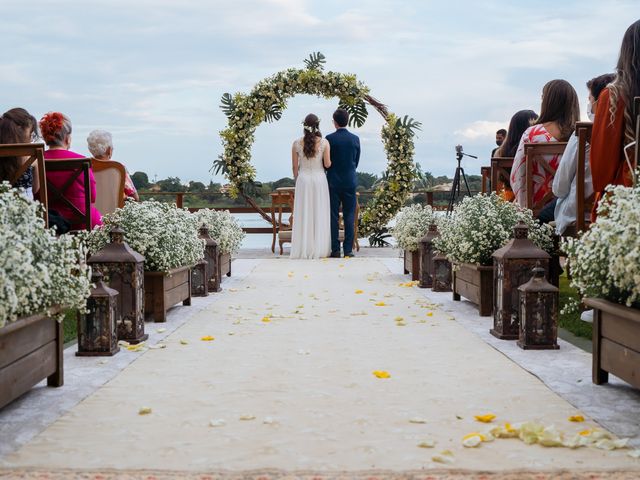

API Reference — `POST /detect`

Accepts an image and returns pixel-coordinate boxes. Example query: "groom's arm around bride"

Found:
[325,108,361,258]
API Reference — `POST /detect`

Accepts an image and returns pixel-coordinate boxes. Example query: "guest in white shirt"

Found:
[552,73,616,235]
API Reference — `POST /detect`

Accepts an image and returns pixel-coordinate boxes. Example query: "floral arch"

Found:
[215,52,421,236]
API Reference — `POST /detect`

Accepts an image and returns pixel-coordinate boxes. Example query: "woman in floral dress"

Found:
[510,80,580,215]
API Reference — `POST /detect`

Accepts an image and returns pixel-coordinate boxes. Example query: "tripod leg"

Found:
[447,168,461,213]
[460,168,472,196]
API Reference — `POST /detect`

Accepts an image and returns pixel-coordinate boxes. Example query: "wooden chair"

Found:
[489,156,514,201]
[44,158,92,232]
[490,157,514,192]
[480,166,491,193]
[91,157,126,216]
[574,122,594,234]
[0,143,48,226]
[524,142,568,215]
[270,188,295,254]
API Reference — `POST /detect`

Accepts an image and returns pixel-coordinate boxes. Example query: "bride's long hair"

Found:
[302,113,321,158]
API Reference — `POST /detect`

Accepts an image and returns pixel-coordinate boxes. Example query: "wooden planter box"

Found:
[452,262,494,317]
[403,250,420,282]
[585,298,640,389]
[144,265,192,323]
[0,310,63,410]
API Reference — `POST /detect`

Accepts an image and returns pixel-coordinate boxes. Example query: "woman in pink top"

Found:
[39,112,103,229]
[510,80,580,211]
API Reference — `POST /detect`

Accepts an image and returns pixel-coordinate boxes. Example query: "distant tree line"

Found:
[131,164,483,208]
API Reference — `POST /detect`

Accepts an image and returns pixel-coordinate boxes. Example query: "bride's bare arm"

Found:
[323,140,331,168]
[292,141,299,180]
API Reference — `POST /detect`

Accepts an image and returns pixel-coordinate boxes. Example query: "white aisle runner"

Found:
[3,258,639,472]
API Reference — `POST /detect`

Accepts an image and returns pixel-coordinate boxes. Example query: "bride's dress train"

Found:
[290,138,331,259]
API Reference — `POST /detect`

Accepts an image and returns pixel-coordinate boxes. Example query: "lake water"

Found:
[233,213,394,249]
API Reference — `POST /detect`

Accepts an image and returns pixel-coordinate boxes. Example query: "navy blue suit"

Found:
[325,128,360,255]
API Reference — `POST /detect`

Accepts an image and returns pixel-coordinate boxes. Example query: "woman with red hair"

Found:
[40,112,102,229]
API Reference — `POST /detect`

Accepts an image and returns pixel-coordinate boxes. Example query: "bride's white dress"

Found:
[290,138,331,259]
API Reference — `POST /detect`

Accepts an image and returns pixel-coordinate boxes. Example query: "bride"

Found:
[290,114,332,259]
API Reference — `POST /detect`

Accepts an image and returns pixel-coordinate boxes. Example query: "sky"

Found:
[1,0,637,184]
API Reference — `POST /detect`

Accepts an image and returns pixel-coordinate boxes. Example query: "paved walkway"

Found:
[1,258,639,474]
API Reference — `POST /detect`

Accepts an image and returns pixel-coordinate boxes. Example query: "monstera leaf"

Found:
[211,155,228,176]
[396,115,422,136]
[304,52,326,71]
[264,103,283,123]
[220,93,236,118]
[338,99,368,128]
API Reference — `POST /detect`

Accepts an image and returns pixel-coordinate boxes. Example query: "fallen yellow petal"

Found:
[417,439,436,448]
[474,414,496,423]
[261,315,272,323]
[372,370,391,379]
[426,312,434,317]
[432,450,454,464]
[394,316,404,322]
[568,415,585,422]
[374,301,386,307]
[138,407,152,415]
[462,433,484,448]
[200,335,215,341]
[355,289,364,294]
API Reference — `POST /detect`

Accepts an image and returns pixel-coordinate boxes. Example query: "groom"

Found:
[326,108,361,258]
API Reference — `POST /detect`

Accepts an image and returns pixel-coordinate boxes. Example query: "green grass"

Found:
[62,309,78,344]
[559,274,592,340]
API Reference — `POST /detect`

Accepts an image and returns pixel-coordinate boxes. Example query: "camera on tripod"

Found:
[447,144,477,214]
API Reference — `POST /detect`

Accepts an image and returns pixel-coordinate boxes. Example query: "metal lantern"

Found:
[491,222,550,340]
[432,252,452,292]
[199,225,220,293]
[191,259,209,297]
[87,226,148,344]
[517,263,559,350]
[77,272,120,356]
[419,223,439,289]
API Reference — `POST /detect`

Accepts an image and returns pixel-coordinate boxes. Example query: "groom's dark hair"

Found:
[333,109,349,127]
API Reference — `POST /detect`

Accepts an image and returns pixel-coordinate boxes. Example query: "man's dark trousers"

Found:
[330,186,356,255]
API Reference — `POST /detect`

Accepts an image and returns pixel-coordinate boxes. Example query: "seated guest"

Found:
[590,20,640,220]
[87,129,139,201]
[510,80,580,214]
[552,73,616,235]
[0,108,40,199]
[39,112,102,229]
[491,128,507,158]
[494,110,538,201]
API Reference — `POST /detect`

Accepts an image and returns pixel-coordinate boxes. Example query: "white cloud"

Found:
[454,121,505,141]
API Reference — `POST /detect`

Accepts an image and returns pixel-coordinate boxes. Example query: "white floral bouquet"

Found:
[84,200,204,272]
[434,193,554,266]
[391,204,437,251]
[563,182,640,307]
[194,209,245,255]
[0,183,91,327]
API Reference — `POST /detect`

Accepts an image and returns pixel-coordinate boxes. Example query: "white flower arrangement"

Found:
[84,200,204,272]
[219,52,419,237]
[563,182,640,307]
[434,193,554,266]
[391,204,437,252]
[194,209,245,255]
[0,183,91,327]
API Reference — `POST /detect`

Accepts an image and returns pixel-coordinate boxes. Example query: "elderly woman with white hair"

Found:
[87,129,139,201]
